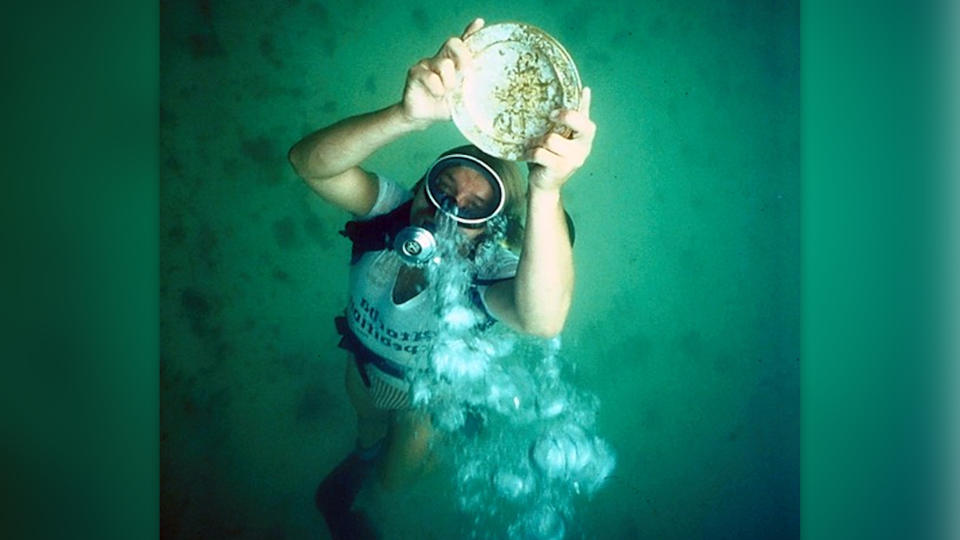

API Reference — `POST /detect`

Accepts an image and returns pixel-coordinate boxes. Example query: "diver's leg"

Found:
[316,357,389,539]
[344,355,390,449]
[377,409,436,490]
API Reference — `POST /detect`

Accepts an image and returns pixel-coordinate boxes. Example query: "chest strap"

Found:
[334,315,407,387]
[339,200,414,264]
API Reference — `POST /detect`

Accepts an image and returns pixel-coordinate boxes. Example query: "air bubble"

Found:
[406,212,615,538]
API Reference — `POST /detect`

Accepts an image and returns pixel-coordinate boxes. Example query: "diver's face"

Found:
[410,165,497,240]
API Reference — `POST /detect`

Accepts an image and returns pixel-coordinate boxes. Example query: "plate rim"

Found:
[450,21,582,161]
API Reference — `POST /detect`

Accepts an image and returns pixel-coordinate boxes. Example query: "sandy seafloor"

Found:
[160,0,799,537]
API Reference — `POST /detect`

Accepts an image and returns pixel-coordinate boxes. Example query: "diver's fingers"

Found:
[423,71,446,97]
[413,62,446,97]
[526,144,564,170]
[579,87,592,117]
[554,107,596,141]
[540,133,581,163]
[445,38,473,73]
[461,18,484,40]
[428,57,458,91]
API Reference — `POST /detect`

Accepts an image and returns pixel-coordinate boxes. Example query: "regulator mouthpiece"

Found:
[393,225,438,266]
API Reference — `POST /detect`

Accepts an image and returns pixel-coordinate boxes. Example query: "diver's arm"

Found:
[287,18,483,215]
[483,87,595,338]
[485,188,575,338]
[288,105,426,215]
[288,104,428,182]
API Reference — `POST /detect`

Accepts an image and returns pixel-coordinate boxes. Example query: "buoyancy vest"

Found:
[334,199,575,386]
[338,199,576,265]
[339,200,416,265]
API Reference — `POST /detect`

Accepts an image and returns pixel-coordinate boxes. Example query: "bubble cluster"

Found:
[408,214,615,539]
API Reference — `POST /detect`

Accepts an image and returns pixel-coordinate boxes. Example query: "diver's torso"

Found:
[342,173,518,367]
[346,249,438,368]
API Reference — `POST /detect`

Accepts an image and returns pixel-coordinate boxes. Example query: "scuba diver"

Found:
[287,17,595,539]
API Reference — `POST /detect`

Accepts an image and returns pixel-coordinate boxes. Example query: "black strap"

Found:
[334,315,407,387]
[339,200,414,264]
[340,200,575,264]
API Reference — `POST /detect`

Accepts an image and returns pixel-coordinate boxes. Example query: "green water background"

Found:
[160,0,799,537]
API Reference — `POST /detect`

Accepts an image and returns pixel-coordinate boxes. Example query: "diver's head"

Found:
[410,145,526,247]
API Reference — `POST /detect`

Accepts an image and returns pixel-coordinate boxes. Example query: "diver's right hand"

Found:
[400,18,483,126]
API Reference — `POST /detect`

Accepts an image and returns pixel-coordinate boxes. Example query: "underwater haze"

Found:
[160,0,799,538]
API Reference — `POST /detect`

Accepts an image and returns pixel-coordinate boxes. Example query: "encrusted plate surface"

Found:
[449,22,581,161]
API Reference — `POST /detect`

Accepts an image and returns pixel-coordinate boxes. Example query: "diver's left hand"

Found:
[525,87,595,191]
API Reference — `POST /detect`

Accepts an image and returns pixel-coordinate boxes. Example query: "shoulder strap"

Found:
[339,199,414,264]
[340,200,574,264]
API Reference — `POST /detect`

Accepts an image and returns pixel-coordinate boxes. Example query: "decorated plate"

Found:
[449,22,581,161]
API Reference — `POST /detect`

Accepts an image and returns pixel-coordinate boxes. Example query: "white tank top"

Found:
[344,174,518,368]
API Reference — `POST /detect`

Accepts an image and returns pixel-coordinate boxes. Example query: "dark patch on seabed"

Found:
[277,351,308,376]
[184,0,227,58]
[618,515,641,538]
[303,210,333,248]
[195,0,214,23]
[241,135,278,166]
[273,216,300,249]
[620,331,652,369]
[640,405,663,432]
[241,135,284,185]
[410,7,430,33]
[222,157,240,178]
[310,35,338,57]
[195,224,221,271]
[167,222,186,245]
[259,33,284,68]
[181,384,231,419]
[320,100,338,113]
[178,285,235,377]
[181,287,213,332]
[160,105,178,129]
[163,154,184,179]
[308,2,330,24]
[297,382,335,422]
[160,489,190,540]
[273,268,292,283]
[189,32,226,58]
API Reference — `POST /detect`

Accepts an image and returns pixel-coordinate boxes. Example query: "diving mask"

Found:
[424,153,505,227]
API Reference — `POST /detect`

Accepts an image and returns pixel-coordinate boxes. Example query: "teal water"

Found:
[160,0,799,538]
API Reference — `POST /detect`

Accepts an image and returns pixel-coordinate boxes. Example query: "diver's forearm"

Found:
[288,102,430,180]
[513,185,574,337]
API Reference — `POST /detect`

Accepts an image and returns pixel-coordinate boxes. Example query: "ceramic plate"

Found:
[449,22,581,161]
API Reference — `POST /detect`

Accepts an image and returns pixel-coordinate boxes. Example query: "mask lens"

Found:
[425,155,505,225]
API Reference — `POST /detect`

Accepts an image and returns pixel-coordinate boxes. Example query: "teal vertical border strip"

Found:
[0,2,158,538]
[803,1,942,539]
